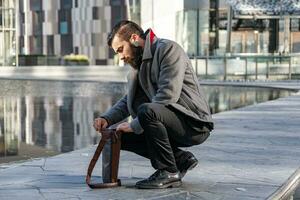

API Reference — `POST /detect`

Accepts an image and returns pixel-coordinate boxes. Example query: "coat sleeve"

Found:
[100,94,130,126]
[129,117,144,134]
[152,42,186,104]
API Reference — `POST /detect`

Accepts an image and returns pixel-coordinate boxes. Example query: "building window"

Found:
[61,35,73,55]
[0,1,18,66]
[74,47,79,54]
[176,9,211,56]
[20,13,25,24]
[19,36,25,54]
[176,10,198,56]
[30,36,43,54]
[33,11,44,24]
[31,11,44,35]
[19,0,24,12]
[58,9,71,21]
[30,0,42,11]
[75,0,78,8]
[108,48,114,59]
[209,0,219,54]
[91,33,95,46]
[111,0,123,6]
[92,7,99,20]
[60,21,68,34]
[76,123,80,135]
[0,11,2,27]
[291,19,300,32]
[111,5,126,24]
[47,35,54,55]
[61,0,72,9]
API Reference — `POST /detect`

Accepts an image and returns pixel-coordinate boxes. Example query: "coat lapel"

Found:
[138,29,158,99]
[127,29,158,115]
[139,61,155,99]
[127,69,138,116]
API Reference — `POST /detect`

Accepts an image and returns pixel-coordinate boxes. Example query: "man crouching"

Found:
[94,20,214,189]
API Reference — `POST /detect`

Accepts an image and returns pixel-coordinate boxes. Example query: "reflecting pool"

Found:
[202,86,295,114]
[0,80,295,164]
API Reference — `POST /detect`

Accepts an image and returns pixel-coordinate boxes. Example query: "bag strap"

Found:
[86,129,122,188]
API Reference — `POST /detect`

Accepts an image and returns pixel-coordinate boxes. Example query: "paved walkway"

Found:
[0,81,299,200]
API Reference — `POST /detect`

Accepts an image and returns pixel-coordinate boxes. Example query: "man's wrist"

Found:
[130,117,144,134]
[100,116,111,127]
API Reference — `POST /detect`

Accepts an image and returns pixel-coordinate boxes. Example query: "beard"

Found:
[125,44,143,70]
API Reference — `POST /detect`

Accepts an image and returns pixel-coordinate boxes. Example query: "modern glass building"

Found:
[226,0,300,54]
[141,0,300,57]
[0,0,18,66]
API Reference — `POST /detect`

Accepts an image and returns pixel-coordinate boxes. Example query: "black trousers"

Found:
[121,103,210,171]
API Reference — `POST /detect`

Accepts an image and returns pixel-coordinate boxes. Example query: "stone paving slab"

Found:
[0,86,300,199]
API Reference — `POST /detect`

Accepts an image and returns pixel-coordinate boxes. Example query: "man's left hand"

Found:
[116,122,133,133]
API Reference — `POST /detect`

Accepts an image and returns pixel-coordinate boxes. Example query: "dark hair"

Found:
[107,20,145,47]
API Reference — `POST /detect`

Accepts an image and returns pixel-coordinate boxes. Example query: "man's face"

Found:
[111,35,143,69]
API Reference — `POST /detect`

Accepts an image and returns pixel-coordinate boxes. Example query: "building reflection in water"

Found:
[204,86,293,114]
[0,80,294,163]
[0,97,21,157]
[0,80,125,163]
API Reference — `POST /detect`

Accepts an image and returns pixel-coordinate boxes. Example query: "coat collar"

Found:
[142,29,158,61]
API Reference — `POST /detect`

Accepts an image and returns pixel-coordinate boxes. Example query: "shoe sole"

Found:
[180,160,198,178]
[136,180,182,189]
[187,160,198,171]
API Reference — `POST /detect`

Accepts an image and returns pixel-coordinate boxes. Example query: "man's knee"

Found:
[137,103,162,122]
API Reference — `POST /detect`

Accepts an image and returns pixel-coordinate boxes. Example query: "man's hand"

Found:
[93,118,108,132]
[116,122,133,133]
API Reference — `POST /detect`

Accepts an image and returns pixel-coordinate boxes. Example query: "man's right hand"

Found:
[93,118,108,132]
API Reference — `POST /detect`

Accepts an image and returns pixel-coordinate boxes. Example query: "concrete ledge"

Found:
[200,79,300,91]
[0,66,129,82]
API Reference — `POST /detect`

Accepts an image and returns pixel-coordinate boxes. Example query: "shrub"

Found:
[63,54,89,66]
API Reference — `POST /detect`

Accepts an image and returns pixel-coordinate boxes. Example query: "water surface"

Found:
[0,80,294,164]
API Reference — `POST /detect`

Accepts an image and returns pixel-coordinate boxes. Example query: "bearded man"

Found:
[93,20,214,189]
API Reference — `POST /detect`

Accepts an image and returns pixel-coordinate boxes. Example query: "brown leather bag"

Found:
[86,129,122,188]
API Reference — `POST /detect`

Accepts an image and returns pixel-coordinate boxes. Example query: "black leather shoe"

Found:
[177,153,198,179]
[135,169,181,189]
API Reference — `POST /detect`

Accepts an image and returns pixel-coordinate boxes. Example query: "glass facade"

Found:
[110,0,128,59]
[30,0,42,11]
[127,0,141,24]
[174,0,300,57]
[61,35,73,55]
[0,0,17,66]
[60,0,72,10]
[175,1,219,56]
[228,18,300,54]
[60,21,68,34]
[176,10,198,56]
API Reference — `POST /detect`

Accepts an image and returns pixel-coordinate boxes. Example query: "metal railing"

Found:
[190,53,300,80]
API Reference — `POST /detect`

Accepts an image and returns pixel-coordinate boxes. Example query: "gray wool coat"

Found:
[101,30,213,134]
